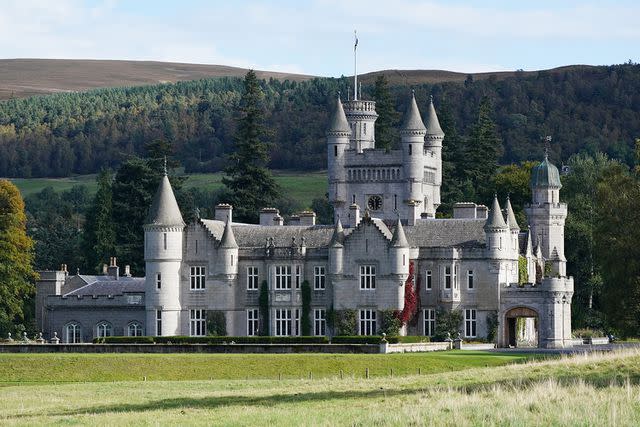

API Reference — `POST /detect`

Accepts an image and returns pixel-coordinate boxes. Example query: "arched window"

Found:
[96,322,112,338]
[128,322,143,337]
[65,323,81,343]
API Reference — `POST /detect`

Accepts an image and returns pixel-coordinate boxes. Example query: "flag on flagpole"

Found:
[354,30,358,51]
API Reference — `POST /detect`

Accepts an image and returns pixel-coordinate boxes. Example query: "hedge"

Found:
[93,336,155,344]
[94,336,329,345]
[330,336,430,344]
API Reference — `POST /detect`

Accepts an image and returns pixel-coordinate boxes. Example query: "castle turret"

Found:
[329,218,344,275]
[424,95,444,212]
[144,173,185,336]
[389,218,410,276]
[343,98,377,152]
[327,96,351,221]
[218,216,239,277]
[505,196,520,259]
[400,93,427,212]
[484,195,509,259]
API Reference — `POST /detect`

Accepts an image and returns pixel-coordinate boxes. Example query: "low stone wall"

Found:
[381,342,450,353]
[460,343,496,350]
[0,343,380,354]
[583,337,610,345]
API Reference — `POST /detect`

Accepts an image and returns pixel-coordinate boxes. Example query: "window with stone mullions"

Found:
[360,265,376,290]
[314,266,326,290]
[314,309,326,336]
[423,309,435,337]
[465,309,477,338]
[247,266,259,290]
[275,265,292,289]
[425,270,432,290]
[190,266,206,290]
[359,309,377,335]
[190,309,206,336]
[275,308,292,336]
[247,309,259,336]
[467,270,475,290]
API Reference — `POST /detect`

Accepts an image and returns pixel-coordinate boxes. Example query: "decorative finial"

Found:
[429,94,433,103]
[163,156,167,175]
[411,89,415,97]
[542,135,552,159]
[337,90,341,100]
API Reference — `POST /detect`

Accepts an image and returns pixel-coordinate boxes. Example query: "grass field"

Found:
[9,170,328,208]
[0,350,639,425]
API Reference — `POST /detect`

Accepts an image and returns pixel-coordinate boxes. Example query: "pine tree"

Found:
[372,75,399,151]
[0,180,37,335]
[438,99,470,214]
[83,170,116,272]
[222,70,280,223]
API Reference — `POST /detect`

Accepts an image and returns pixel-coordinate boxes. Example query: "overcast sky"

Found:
[1,0,638,76]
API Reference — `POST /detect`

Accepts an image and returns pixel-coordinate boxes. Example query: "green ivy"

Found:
[258,280,269,336]
[301,280,311,336]
[206,311,227,336]
[334,309,357,336]
[518,255,528,285]
[379,310,401,335]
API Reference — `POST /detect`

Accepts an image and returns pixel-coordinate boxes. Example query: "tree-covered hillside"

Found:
[0,63,638,178]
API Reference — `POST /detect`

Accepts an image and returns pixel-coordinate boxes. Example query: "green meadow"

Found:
[0,350,639,425]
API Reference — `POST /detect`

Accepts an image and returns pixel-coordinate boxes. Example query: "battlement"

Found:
[343,100,377,115]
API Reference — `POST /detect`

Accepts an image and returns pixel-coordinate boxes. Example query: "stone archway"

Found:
[504,307,539,348]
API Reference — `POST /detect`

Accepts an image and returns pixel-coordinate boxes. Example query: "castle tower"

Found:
[389,217,410,277]
[505,196,520,260]
[327,96,351,221]
[217,216,239,277]
[328,218,345,275]
[484,195,509,259]
[343,98,378,153]
[144,173,185,336]
[400,92,427,219]
[423,96,445,214]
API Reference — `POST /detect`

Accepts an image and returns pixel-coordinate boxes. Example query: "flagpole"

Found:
[354,30,358,101]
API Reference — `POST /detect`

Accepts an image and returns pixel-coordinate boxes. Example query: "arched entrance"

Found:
[505,307,539,348]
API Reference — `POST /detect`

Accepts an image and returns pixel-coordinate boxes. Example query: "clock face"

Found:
[367,195,383,211]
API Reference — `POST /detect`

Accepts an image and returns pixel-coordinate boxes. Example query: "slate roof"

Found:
[64,276,145,297]
[327,97,351,135]
[484,196,508,230]
[400,93,427,133]
[145,174,185,227]
[403,219,486,248]
[424,96,444,136]
[531,155,562,188]
[390,219,409,247]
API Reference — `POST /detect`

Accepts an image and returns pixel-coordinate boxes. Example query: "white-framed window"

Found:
[465,309,477,338]
[190,309,206,337]
[96,321,112,338]
[444,266,452,289]
[190,266,206,290]
[156,310,162,335]
[360,265,376,290]
[156,273,162,289]
[275,265,292,290]
[425,270,432,290]
[467,270,475,290]
[314,266,326,290]
[275,308,292,336]
[359,309,377,335]
[128,322,143,337]
[247,266,259,290]
[314,309,326,336]
[294,309,301,336]
[65,323,81,343]
[295,265,301,289]
[247,308,259,336]
[423,309,436,337]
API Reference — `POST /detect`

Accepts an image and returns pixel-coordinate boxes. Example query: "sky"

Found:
[1,0,638,76]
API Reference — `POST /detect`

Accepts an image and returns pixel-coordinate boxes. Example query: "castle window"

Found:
[394,194,397,210]
[65,323,81,343]
[156,273,161,289]
[163,233,167,250]
[444,266,452,289]
[334,146,338,157]
[247,266,259,290]
[247,309,259,336]
[352,194,356,203]
[275,265,292,290]
[96,321,112,338]
[359,265,376,290]
[128,322,143,337]
[295,265,302,289]
[195,240,198,254]
[363,123,367,135]
[156,310,162,335]
[274,308,292,336]
[454,265,459,289]
[314,266,326,290]
[423,309,435,337]
[190,266,206,290]
[359,309,377,335]
[189,309,206,337]
[467,270,475,290]
[409,145,412,155]
[314,309,326,336]
[464,309,477,338]
[425,270,432,290]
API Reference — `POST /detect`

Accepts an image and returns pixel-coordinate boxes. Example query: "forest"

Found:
[0,63,639,178]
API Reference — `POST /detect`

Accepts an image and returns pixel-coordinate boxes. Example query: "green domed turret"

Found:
[531,155,562,189]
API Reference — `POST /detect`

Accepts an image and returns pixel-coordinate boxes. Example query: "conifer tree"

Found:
[0,180,37,335]
[223,70,280,223]
[372,75,399,151]
[82,170,116,272]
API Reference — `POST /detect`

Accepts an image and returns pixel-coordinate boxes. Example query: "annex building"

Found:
[35,90,574,348]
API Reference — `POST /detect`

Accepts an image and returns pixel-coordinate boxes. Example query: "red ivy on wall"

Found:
[398,260,419,325]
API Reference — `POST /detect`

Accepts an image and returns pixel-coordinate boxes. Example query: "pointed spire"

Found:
[330,217,344,247]
[390,218,409,248]
[484,194,507,230]
[145,175,185,227]
[535,243,543,259]
[220,216,238,249]
[400,91,426,133]
[326,95,351,136]
[424,95,444,137]
[505,196,520,231]
[550,246,560,260]
[525,228,533,256]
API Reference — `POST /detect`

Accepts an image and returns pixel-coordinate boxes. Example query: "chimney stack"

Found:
[348,204,361,228]
[124,265,131,277]
[106,257,119,280]
[215,203,233,223]
[260,208,280,226]
[299,211,316,226]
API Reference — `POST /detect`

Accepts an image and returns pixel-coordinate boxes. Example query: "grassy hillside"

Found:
[0,350,638,425]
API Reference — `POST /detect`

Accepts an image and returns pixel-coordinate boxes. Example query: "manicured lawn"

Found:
[0,350,639,425]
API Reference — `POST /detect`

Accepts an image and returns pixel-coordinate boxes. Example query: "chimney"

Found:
[273,214,284,226]
[299,211,316,226]
[124,265,131,277]
[288,214,300,225]
[453,202,478,219]
[102,264,108,274]
[59,264,68,276]
[348,204,361,228]
[215,203,233,223]
[107,257,119,280]
[260,208,279,226]
[407,201,418,226]
[476,205,488,219]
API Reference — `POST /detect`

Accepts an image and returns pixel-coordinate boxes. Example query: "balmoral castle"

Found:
[35,90,574,348]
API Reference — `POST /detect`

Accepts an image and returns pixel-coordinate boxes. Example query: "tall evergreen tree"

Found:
[83,170,116,272]
[372,75,399,151]
[438,99,470,214]
[0,180,37,335]
[222,70,280,223]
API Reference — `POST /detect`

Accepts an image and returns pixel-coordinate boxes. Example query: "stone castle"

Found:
[35,90,574,348]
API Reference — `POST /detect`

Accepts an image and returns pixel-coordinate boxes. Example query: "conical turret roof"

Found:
[219,216,238,249]
[145,174,185,227]
[484,195,508,231]
[401,92,426,133]
[424,95,444,136]
[531,154,562,188]
[326,96,351,136]
[505,197,520,231]
[330,217,344,247]
[390,218,409,248]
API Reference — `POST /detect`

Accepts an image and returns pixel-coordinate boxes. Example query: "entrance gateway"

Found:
[505,307,538,347]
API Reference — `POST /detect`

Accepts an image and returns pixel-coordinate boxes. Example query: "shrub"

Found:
[433,308,463,341]
[573,328,605,339]
[258,280,269,335]
[379,309,401,335]
[93,336,155,344]
[152,336,328,344]
[301,281,311,336]
[331,335,398,344]
[334,309,357,336]
[518,255,528,285]
[206,311,227,336]
[486,311,499,342]
[396,335,430,344]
